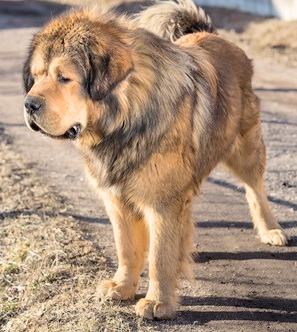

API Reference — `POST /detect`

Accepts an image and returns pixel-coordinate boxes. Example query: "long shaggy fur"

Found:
[22,0,288,320]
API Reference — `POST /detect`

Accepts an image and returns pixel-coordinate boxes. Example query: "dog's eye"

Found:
[58,75,71,83]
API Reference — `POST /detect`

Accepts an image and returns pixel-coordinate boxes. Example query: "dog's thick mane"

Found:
[83,19,216,185]
[24,7,218,187]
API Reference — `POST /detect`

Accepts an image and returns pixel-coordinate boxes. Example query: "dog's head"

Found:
[23,11,133,141]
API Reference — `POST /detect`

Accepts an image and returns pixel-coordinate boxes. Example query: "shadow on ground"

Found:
[176,309,297,325]
[193,249,297,263]
[0,208,109,225]
[181,295,297,311]
[196,220,297,229]
[139,296,297,326]
[207,177,297,210]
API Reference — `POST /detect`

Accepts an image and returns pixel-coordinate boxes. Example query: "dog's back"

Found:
[137,0,256,134]
[136,0,251,79]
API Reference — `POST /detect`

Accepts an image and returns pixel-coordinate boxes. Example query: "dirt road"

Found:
[0,2,296,331]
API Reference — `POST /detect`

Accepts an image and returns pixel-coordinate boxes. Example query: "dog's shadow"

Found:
[176,295,297,324]
[193,243,297,263]
[140,296,297,325]
[127,295,297,325]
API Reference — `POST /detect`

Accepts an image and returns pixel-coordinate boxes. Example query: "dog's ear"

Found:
[88,45,133,101]
[23,44,35,93]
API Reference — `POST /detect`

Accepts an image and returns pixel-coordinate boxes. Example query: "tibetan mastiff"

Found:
[23,0,289,320]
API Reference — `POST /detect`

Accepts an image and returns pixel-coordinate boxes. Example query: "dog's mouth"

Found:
[28,119,82,140]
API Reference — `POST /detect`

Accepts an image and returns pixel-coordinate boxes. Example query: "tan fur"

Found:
[27,53,89,136]
[23,5,289,320]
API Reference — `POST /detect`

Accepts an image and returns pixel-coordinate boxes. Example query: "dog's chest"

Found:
[85,156,110,189]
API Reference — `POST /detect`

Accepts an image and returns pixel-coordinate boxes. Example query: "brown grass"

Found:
[0,130,150,331]
[244,19,297,67]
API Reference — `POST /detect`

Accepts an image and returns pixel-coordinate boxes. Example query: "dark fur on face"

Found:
[88,48,133,101]
[23,41,35,93]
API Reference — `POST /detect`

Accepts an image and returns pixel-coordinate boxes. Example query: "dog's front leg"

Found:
[98,189,148,300]
[136,198,193,320]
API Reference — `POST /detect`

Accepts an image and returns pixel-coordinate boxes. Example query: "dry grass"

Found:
[206,6,297,67]
[244,19,297,67]
[0,129,150,331]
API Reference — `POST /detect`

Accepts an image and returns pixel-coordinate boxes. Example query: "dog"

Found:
[23,0,289,320]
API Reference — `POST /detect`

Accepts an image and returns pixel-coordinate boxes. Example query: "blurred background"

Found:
[0,1,296,331]
[1,0,296,66]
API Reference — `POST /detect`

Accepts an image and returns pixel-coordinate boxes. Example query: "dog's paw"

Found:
[97,279,136,300]
[135,298,175,320]
[259,229,289,246]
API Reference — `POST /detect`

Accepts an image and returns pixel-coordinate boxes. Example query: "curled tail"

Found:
[134,0,215,41]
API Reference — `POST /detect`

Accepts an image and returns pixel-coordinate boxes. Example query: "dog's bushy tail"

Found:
[134,0,215,41]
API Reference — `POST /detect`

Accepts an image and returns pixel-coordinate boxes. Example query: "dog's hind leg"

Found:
[223,102,289,246]
[98,190,149,300]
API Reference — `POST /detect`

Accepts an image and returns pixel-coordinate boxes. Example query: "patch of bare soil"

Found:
[0,129,147,332]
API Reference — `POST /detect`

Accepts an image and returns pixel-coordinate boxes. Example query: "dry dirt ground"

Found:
[0,1,297,331]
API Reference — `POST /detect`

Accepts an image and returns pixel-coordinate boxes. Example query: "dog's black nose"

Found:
[24,96,43,115]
